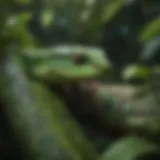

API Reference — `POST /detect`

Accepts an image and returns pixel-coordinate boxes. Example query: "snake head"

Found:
[22,44,112,83]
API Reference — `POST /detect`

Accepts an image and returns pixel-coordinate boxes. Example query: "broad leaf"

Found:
[99,136,158,160]
[140,37,160,61]
[122,64,151,81]
[102,0,126,23]
[139,16,160,43]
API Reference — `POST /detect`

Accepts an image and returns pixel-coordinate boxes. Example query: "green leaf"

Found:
[122,64,151,81]
[6,12,36,47]
[6,13,31,30]
[33,82,98,160]
[140,37,160,61]
[98,136,158,160]
[102,0,126,23]
[139,16,160,43]
[40,9,55,28]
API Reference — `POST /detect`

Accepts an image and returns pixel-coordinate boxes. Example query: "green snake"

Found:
[0,45,111,160]
[22,45,111,83]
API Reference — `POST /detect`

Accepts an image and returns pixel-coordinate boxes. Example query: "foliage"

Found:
[0,0,160,160]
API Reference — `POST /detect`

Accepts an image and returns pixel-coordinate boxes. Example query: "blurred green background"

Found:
[0,0,160,160]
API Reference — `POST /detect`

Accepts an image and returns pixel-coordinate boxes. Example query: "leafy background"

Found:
[0,0,160,160]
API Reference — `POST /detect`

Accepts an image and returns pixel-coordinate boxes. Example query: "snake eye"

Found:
[72,54,88,65]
